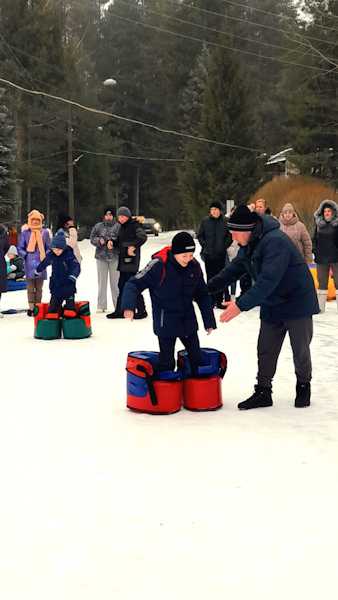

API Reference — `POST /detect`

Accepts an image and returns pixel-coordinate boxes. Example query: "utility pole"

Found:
[104,156,110,205]
[67,104,75,218]
[134,165,140,216]
[46,184,51,227]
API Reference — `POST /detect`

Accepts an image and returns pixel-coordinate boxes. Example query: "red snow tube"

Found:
[178,348,227,412]
[126,351,183,415]
[183,375,222,411]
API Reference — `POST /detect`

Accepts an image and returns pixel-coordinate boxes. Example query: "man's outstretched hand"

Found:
[219,301,241,323]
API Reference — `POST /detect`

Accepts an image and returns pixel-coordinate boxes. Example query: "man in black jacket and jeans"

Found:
[208,205,319,410]
[197,201,232,308]
[106,206,147,319]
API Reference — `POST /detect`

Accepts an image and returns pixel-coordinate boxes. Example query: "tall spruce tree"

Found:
[0,88,15,222]
[285,0,338,186]
[179,45,259,225]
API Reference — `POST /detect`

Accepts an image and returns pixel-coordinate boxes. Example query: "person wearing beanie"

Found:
[106,207,147,319]
[6,245,25,281]
[208,203,319,410]
[35,230,81,317]
[56,212,82,264]
[279,203,312,264]
[312,199,338,313]
[18,209,51,316]
[197,200,232,308]
[121,231,216,373]
[117,206,132,219]
[90,207,120,313]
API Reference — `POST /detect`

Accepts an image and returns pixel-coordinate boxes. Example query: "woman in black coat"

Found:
[0,224,10,316]
[313,199,338,312]
[106,207,147,319]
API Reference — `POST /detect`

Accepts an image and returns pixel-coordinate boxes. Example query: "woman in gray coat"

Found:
[0,224,10,317]
[90,207,120,313]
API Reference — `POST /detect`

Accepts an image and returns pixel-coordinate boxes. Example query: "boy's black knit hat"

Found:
[227,205,259,232]
[171,232,196,255]
[51,230,67,250]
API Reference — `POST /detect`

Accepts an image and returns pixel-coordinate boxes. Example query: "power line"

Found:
[108,11,327,72]
[9,150,68,165]
[217,0,338,34]
[74,148,188,162]
[166,0,338,47]
[0,38,65,78]
[0,76,262,152]
[111,0,315,60]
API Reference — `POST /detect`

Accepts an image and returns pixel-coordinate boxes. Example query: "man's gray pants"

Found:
[96,257,119,310]
[257,318,313,388]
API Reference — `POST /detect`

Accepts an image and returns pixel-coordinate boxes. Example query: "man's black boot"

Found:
[295,382,311,408]
[238,385,273,410]
[134,310,148,320]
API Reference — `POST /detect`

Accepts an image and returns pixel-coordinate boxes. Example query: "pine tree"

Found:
[179,46,259,225]
[286,0,338,186]
[0,88,15,222]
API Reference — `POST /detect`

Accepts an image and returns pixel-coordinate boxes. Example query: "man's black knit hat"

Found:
[227,204,259,232]
[171,231,196,255]
[209,200,224,211]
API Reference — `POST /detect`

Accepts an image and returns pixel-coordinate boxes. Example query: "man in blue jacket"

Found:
[208,204,319,409]
[122,232,216,373]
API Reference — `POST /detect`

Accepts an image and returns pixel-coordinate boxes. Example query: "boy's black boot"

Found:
[295,382,311,408]
[238,385,273,411]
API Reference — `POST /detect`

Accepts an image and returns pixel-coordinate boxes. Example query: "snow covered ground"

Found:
[1,233,338,600]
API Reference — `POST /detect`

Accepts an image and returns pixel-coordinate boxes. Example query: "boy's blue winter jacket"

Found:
[209,216,319,323]
[36,247,80,299]
[121,247,216,337]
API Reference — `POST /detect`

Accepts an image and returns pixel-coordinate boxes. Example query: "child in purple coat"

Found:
[18,210,51,316]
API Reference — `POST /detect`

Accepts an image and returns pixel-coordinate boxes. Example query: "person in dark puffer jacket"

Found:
[122,231,216,373]
[312,199,338,313]
[197,200,232,308]
[208,205,319,410]
[36,230,81,316]
[106,206,147,319]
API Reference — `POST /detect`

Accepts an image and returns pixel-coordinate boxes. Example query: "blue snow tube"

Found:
[177,348,227,411]
[7,279,27,292]
[126,351,183,414]
[177,347,227,379]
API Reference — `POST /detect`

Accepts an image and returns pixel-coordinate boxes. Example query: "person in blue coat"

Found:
[122,231,216,373]
[208,204,319,410]
[36,230,81,316]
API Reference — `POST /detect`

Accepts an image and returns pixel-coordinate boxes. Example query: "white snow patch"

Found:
[1,233,338,599]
